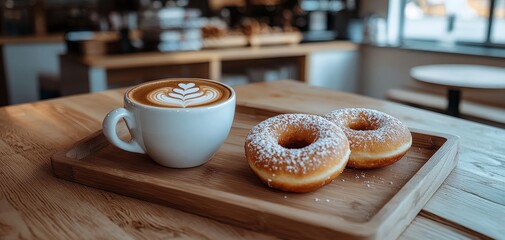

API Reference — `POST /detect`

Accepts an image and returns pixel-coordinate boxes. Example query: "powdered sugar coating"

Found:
[324,108,411,153]
[245,114,349,176]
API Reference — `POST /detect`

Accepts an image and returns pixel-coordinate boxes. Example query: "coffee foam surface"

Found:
[128,80,231,108]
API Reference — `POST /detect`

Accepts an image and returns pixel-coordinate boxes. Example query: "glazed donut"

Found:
[245,114,350,193]
[324,108,412,169]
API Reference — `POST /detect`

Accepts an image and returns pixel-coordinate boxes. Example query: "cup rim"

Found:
[124,78,236,111]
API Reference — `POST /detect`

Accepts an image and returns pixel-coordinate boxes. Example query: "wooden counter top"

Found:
[0,34,63,45]
[70,41,357,69]
[1,80,503,239]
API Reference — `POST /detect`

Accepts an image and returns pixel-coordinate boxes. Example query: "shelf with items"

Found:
[59,41,357,95]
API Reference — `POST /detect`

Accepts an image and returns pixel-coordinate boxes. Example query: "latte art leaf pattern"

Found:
[147,82,222,108]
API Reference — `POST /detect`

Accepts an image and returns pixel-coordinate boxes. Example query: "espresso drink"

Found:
[128,79,232,108]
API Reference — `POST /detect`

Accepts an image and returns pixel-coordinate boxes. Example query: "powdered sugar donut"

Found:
[245,114,350,193]
[324,108,412,169]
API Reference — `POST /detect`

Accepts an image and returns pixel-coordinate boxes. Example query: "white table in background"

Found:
[411,64,505,117]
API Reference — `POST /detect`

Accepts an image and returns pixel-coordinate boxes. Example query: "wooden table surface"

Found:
[0,80,503,239]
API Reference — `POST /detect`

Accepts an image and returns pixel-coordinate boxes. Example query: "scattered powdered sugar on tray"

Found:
[312,197,333,203]
[245,114,349,175]
[355,172,397,188]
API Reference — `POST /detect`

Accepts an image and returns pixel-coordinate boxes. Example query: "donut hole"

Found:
[278,129,317,149]
[348,119,379,131]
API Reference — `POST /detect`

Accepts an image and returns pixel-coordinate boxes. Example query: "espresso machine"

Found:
[293,0,356,41]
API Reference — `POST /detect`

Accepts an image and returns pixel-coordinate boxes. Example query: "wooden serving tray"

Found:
[51,105,459,240]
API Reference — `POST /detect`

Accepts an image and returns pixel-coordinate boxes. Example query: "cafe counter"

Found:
[59,41,357,95]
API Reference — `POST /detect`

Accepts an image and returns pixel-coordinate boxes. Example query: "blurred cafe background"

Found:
[1,0,504,127]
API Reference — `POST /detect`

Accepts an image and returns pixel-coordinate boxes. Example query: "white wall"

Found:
[359,45,505,105]
[309,50,359,92]
[3,43,65,104]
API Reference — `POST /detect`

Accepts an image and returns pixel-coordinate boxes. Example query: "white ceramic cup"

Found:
[102,79,236,168]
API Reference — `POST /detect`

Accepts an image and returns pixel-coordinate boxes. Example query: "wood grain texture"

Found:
[0,80,504,239]
[400,213,485,240]
[51,105,458,240]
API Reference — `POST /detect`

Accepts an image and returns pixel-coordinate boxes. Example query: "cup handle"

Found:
[102,108,145,154]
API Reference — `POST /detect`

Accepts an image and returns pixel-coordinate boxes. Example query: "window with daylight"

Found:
[491,0,505,44]
[394,0,505,47]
